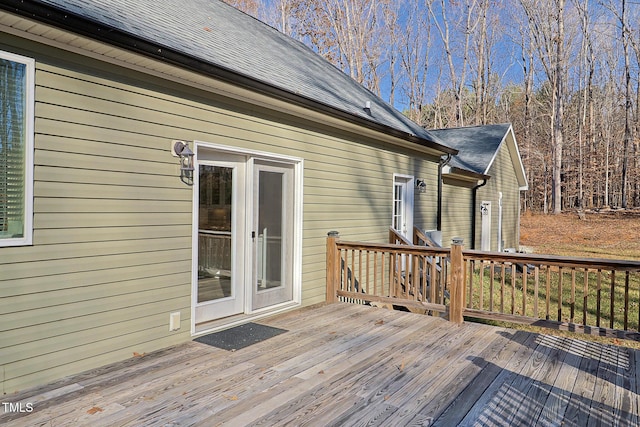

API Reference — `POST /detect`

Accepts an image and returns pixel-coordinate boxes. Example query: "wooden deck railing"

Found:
[198,231,231,274]
[389,227,413,246]
[327,229,453,319]
[462,250,640,336]
[413,226,441,247]
[327,231,640,338]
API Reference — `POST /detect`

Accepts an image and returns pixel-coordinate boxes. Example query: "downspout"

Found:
[471,179,488,249]
[437,154,452,232]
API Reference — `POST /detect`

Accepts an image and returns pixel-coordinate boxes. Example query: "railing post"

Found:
[326,231,340,303]
[449,237,465,324]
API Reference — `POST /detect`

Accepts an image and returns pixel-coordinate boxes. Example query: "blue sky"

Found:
[253,0,637,113]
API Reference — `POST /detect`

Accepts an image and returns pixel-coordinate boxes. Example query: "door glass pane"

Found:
[198,165,233,302]
[257,170,283,291]
[393,183,403,231]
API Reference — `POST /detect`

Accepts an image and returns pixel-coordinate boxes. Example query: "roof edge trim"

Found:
[445,167,491,181]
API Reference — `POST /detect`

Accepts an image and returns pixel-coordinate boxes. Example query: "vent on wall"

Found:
[169,312,181,331]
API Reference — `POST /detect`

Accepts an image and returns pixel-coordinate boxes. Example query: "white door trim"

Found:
[392,174,414,239]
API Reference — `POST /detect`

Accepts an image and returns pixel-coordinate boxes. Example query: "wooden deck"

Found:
[2,303,639,426]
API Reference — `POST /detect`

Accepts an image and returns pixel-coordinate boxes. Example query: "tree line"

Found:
[223,0,640,213]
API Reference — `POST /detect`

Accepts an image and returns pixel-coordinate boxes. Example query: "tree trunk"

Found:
[621,0,632,208]
[551,0,565,214]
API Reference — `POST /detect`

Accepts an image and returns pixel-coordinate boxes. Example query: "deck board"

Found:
[2,303,639,426]
[504,335,565,426]
[563,340,602,426]
[210,311,428,426]
[536,338,584,424]
[616,346,639,426]
[407,330,517,424]
[430,330,531,426]
[456,331,541,425]
[588,344,623,426]
[378,326,498,425]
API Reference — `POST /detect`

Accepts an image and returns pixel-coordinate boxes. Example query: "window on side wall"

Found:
[0,50,34,246]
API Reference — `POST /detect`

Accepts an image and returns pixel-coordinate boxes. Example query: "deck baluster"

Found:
[610,271,616,329]
[583,268,589,326]
[570,269,576,323]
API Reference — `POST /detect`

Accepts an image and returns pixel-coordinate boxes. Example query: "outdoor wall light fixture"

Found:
[416,179,427,193]
[172,140,194,184]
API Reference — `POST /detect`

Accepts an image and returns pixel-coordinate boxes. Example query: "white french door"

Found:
[392,175,414,239]
[193,146,300,326]
[195,153,246,323]
[252,161,294,311]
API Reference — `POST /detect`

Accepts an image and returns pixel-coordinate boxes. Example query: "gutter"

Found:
[1,0,458,156]
[446,167,491,182]
[471,179,488,250]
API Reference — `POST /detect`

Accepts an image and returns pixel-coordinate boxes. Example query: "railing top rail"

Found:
[413,226,441,248]
[463,249,640,270]
[389,227,413,246]
[336,240,451,256]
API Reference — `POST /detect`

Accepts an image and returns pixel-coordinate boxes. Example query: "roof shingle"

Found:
[429,124,512,175]
[30,0,449,149]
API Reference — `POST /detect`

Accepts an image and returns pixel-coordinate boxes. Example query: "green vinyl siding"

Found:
[414,168,439,233]
[476,142,522,251]
[441,185,474,248]
[0,35,441,392]
[439,145,522,251]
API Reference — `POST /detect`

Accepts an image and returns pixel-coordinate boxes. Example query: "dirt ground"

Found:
[519,209,640,261]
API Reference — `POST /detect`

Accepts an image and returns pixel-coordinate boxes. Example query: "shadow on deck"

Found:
[2,303,638,426]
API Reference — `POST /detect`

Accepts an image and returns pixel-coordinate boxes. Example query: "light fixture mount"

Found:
[172,140,194,184]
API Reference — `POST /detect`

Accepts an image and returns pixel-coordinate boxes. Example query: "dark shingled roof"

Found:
[14,0,454,153]
[429,124,513,176]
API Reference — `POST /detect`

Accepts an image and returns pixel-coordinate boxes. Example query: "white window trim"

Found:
[1,50,34,247]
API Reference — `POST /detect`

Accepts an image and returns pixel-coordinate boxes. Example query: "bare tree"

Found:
[278,0,390,95]
[511,4,536,211]
[257,0,640,211]
[572,0,597,209]
[427,0,480,127]
[221,0,262,17]
[268,0,298,36]
[472,0,491,125]
[619,0,633,208]
[381,1,402,106]
[519,0,570,214]
[630,8,640,207]
[398,0,433,124]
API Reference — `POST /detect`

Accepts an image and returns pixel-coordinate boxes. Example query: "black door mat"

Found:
[194,322,288,351]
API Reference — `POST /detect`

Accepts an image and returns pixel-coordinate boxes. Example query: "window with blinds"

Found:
[0,50,34,246]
